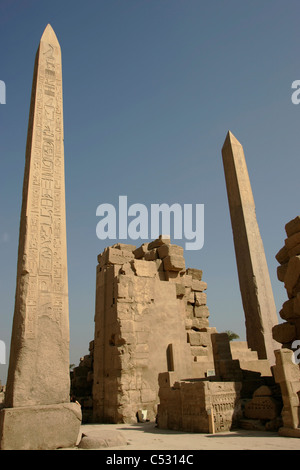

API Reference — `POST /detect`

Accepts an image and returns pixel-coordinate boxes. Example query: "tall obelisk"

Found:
[221,131,279,366]
[0,25,81,450]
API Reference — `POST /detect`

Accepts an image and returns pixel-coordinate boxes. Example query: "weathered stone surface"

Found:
[244,396,281,420]
[0,403,81,450]
[285,232,300,252]
[253,385,272,397]
[186,268,203,281]
[280,298,298,321]
[175,283,185,297]
[98,247,134,267]
[222,131,279,365]
[131,259,157,277]
[273,348,300,434]
[163,254,185,272]
[0,24,82,450]
[287,243,300,258]
[285,216,300,238]
[284,256,300,298]
[277,263,288,282]
[272,323,297,344]
[4,23,71,409]
[276,245,289,265]
[93,246,193,424]
[113,243,136,251]
[191,280,207,292]
[157,379,242,433]
[133,243,148,259]
[244,385,281,420]
[194,305,210,319]
[148,235,171,250]
[77,429,127,449]
[144,249,158,261]
[194,292,207,306]
[157,244,183,259]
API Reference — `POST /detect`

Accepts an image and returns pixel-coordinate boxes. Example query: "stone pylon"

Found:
[0,24,81,450]
[221,131,279,366]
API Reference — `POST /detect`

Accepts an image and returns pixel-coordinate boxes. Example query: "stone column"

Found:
[221,131,279,366]
[0,24,81,450]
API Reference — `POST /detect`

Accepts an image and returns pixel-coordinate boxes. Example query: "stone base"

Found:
[0,402,82,450]
[278,427,300,438]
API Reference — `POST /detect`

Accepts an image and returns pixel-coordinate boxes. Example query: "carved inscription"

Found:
[25,38,64,337]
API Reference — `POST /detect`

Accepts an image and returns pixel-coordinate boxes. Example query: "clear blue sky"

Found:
[0,0,299,383]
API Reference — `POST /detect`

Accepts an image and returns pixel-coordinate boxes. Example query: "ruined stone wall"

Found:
[70,235,277,425]
[92,236,217,424]
[271,216,300,437]
[157,372,242,433]
[273,215,300,348]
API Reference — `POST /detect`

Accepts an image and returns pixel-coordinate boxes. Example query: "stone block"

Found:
[244,395,281,420]
[277,263,288,282]
[148,235,171,250]
[0,403,82,450]
[194,305,210,319]
[285,232,300,251]
[163,255,185,272]
[191,280,207,292]
[192,317,210,329]
[157,244,184,259]
[133,243,149,259]
[190,346,209,356]
[253,385,272,397]
[112,243,136,252]
[131,259,157,277]
[185,303,194,319]
[158,372,176,389]
[284,256,300,297]
[78,429,127,449]
[141,389,156,403]
[285,216,300,238]
[288,243,300,259]
[195,292,207,306]
[294,292,300,315]
[164,270,181,282]
[272,323,297,344]
[280,298,297,321]
[186,268,203,281]
[182,274,193,287]
[275,245,289,265]
[187,291,195,304]
[173,283,185,298]
[98,247,134,267]
[144,249,158,261]
[188,331,210,347]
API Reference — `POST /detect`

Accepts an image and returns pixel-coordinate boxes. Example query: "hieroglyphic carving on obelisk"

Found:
[222,131,279,366]
[0,24,81,450]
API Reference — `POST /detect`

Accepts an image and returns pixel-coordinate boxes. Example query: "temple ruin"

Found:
[1,22,300,449]
[71,236,286,433]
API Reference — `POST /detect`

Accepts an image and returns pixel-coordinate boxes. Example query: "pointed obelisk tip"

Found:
[40,23,60,46]
[222,130,242,151]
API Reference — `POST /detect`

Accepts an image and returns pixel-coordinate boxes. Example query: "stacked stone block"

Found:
[273,216,300,348]
[91,236,219,424]
[70,341,94,423]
